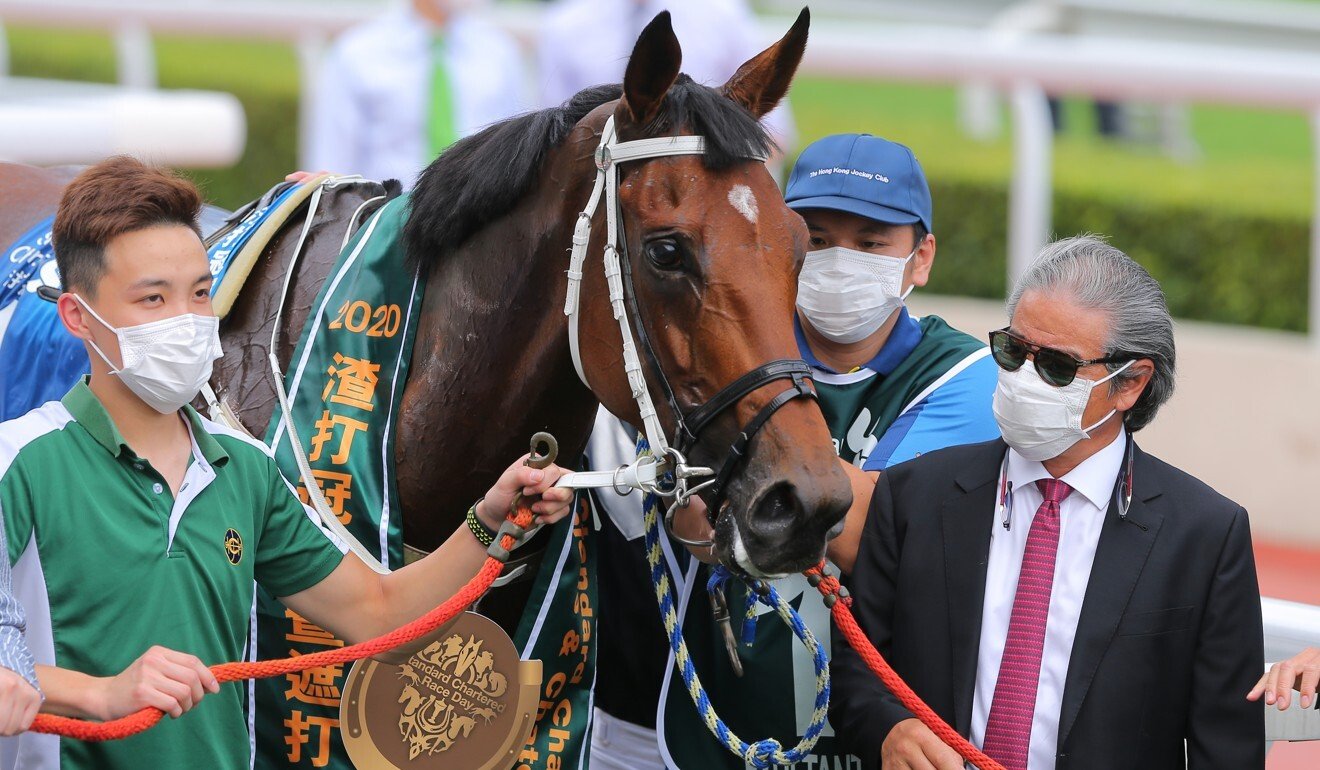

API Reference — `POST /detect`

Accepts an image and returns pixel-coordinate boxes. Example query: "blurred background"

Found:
[2,0,1319,765]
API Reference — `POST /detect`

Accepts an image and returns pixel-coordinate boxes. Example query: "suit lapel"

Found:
[943,441,1003,736]
[1056,446,1164,749]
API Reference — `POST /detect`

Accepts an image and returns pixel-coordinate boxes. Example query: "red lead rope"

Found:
[27,504,535,742]
[28,503,1000,770]
[804,563,1006,770]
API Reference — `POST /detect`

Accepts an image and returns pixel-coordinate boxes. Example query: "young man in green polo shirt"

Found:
[0,156,575,770]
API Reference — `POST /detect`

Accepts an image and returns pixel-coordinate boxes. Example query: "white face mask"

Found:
[796,245,915,345]
[993,359,1133,462]
[75,295,223,414]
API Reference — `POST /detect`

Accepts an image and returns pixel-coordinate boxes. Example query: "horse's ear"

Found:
[620,11,682,125]
[720,7,810,118]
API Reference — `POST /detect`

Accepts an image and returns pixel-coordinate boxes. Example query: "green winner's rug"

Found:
[249,194,598,770]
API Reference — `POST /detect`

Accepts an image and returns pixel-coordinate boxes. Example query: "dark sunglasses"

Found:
[988,328,1132,387]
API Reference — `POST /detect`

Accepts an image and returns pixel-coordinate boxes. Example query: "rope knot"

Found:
[744,738,785,768]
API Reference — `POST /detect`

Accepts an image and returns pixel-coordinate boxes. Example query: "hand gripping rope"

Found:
[25,454,551,743]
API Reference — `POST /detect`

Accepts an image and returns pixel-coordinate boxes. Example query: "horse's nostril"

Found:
[746,481,805,539]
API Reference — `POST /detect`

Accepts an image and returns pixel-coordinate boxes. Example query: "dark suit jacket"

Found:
[830,439,1264,770]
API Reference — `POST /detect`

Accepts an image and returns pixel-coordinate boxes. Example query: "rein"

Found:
[805,565,1006,770]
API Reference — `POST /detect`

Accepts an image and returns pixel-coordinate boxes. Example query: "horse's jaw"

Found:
[729,524,788,581]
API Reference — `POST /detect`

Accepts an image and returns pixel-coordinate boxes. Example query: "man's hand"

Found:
[0,668,40,736]
[284,170,329,183]
[1248,647,1320,710]
[880,718,964,770]
[670,497,719,564]
[476,456,576,531]
[95,646,220,720]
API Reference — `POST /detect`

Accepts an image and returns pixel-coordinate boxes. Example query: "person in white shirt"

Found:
[536,0,795,154]
[306,0,526,188]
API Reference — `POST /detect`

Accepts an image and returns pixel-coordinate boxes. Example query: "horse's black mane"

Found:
[404,76,773,272]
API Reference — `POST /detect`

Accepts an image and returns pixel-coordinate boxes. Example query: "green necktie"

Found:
[426,36,457,161]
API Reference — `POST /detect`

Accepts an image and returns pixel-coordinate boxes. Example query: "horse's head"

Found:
[576,10,851,576]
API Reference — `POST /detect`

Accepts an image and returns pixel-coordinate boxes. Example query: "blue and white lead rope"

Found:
[638,439,830,768]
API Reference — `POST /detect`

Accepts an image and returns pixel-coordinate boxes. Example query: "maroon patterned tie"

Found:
[981,478,1073,770]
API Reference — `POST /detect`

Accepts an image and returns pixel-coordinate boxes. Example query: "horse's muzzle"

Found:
[721,478,850,577]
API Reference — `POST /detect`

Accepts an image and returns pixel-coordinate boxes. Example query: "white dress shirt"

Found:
[535,0,795,147]
[969,429,1127,770]
[306,7,526,187]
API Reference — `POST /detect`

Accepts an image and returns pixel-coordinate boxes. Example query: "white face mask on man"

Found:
[992,359,1133,462]
[75,295,223,414]
[796,245,915,345]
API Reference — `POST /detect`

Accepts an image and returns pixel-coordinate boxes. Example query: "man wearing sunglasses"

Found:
[831,235,1264,769]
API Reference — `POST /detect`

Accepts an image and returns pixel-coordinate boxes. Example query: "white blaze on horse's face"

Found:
[727,184,759,225]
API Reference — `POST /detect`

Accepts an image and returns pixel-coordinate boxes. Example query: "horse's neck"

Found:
[393,174,599,550]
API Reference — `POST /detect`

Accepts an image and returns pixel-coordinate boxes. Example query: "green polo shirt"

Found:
[0,379,345,770]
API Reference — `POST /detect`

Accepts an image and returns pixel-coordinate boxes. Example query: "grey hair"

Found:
[1006,235,1175,432]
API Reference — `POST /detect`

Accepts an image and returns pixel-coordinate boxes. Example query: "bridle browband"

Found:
[560,115,817,544]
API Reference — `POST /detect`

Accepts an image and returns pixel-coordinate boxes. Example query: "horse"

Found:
[0,10,850,631]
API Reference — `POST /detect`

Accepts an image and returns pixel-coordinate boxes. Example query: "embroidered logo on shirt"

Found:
[224,528,243,565]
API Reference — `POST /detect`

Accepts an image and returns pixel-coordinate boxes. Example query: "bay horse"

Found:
[0,10,849,629]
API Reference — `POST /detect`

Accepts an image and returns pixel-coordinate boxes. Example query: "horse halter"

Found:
[561,116,818,543]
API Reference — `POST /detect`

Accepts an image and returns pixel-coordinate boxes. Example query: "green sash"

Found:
[510,494,600,770]
[253,196,421,769]
[248,194,599,769]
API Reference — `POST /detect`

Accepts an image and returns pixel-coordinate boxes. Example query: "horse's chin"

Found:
[726,525,789,581]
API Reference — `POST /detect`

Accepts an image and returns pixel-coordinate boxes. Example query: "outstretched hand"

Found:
[1248,646,1320,710]
[476,455,576,531]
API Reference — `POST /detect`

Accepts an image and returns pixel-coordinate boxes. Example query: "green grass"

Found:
[791,77,1313,222]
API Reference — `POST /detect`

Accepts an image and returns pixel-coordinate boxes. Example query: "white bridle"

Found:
[557,115,714,497]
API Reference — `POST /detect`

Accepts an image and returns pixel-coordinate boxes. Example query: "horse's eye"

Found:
[644,239,684,271]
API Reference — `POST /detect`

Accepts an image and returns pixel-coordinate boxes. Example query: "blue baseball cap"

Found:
[784,134,933,232]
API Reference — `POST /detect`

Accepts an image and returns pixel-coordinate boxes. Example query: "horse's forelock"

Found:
[403,84,622,274]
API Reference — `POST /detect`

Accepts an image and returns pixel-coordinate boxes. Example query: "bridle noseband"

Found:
[561,116,818,544]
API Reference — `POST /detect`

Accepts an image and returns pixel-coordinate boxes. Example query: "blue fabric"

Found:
[207,183,302,288]
[0,217,55,310]
[794,307,922,376]
[784,133,933,231]
[0,216,86,421]
[861,351,1000,471]
[0,294,91,420]
[0,184,300,421]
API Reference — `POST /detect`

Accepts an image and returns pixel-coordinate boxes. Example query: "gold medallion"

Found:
[341,611,541,770]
